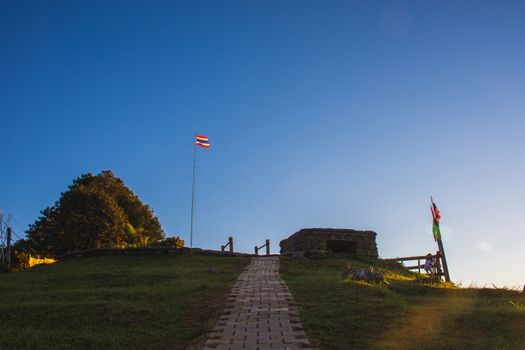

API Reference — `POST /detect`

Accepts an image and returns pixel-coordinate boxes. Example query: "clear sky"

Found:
[1,1,524,287]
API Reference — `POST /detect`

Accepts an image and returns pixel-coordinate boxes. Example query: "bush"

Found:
[157,236,185,248]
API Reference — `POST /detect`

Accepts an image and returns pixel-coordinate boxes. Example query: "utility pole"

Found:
[0,210,4,268]
[6,227,12,272]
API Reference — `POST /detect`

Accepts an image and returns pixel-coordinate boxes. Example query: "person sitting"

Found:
[423,254,434,274]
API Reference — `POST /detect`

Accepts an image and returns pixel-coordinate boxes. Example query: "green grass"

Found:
[0,253,250,350]
[280,255,525,350]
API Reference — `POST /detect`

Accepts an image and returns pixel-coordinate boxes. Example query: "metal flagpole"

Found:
[190,135,197,248]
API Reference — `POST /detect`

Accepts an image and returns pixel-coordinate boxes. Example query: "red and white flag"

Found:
[195,135,210,148]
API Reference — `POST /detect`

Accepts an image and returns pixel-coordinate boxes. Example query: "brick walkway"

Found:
[202,257,312,350]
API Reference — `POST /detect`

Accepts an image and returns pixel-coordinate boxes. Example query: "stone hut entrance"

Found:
[326,239,357,254]
[280,228,378,259]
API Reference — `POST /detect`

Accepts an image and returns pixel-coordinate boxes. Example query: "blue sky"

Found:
[1,1,524,287]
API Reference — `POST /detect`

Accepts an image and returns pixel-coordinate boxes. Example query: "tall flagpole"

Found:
[190,135,197,248]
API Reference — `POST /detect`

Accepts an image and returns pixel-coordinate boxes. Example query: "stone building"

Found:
[279,228,378,259]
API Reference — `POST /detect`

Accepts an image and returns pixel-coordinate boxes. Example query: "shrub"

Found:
[157,236,185,248]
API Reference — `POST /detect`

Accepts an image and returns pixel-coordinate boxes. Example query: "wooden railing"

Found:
[384,251,447,279]
[254,239,270,256]
[221,237,234,253]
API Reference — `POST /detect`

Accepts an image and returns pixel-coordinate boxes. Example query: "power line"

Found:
[8,213,43,249]
[0,209,41,263]
[200,171,286,232]
[0,217,39,256]
[10,232,38,256]
[9,215,27,233]
[0,208,43,249]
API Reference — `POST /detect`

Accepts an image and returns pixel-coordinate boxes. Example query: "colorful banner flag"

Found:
[195,135,210,148]
[430,197,441,241]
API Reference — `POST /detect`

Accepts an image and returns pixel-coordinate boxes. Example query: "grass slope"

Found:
[0,253,250,350]
[280,255,525,350]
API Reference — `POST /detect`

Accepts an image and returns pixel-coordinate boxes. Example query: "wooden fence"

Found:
[254,239,270,256]
[221,237,234,253]
[384,251,448,280]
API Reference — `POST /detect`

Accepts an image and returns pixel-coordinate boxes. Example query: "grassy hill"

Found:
[3,252,524,350]
[280,254,525,350]
[0,253,250,350]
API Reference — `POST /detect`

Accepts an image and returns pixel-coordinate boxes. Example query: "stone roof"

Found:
[283,227,377,240]
[280,227,378,259]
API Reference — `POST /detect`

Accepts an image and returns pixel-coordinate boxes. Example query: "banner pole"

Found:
[431,196,451,282]
[437,238,451,282]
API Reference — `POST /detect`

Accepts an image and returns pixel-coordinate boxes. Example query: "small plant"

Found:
[415,274,443,286]
[508,300,525,312]
[343,265,385,285]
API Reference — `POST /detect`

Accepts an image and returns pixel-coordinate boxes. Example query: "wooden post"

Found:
[229,237,233,253]
[221,245,225,252]
[6,227,12,272]
[265,239,270,256]
[417,258,421,274]
[436,240,450,282]
[434,251,442,276]
[254,246,258,255]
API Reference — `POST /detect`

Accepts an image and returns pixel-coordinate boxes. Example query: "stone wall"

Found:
[60,247,254,260]
[280,228,378,259]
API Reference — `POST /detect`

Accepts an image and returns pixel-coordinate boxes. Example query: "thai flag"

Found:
[195,135,210,148]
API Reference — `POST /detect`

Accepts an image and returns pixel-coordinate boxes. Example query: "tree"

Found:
[27,170,166,255]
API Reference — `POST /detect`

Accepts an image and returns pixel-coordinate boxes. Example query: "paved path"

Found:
[202,257,312,350]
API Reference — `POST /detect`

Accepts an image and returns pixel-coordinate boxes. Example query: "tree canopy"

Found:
[27,170,167,255]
